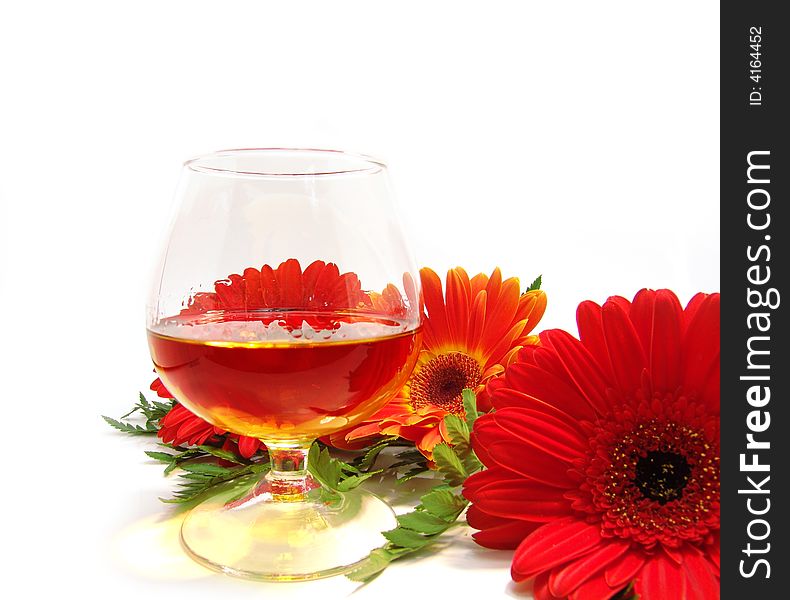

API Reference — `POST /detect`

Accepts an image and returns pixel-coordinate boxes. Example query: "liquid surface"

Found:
[148,310,421,441]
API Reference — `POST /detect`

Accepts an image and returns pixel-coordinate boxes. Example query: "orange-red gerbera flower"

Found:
[463,289,720,599]
[336,267,546,458]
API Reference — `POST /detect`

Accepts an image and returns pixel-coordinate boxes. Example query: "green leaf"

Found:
[382,527,434,549]
[420,488,468,520]
[144,451,176,463]
[102,415,158,435]
[149,398,175,417]
[307,444,343,490]
[197,445,248,464]
[179,462,235,476]
[159,462,268,504]
[443,413,469,447]
[397,511,453,534]
[432,443,467,487]
[345,548,394,582]
[336,470,382,492]
[396,465,431,483]
[356,438,397,471]
[441,411,482,475]
[120,403,142,420]
[462,388,479,429]
[394,448,427,462]
[527,274,542,291]
[462,452,483,474]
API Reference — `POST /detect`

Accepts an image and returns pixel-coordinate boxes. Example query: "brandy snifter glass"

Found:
[146,149,422,580]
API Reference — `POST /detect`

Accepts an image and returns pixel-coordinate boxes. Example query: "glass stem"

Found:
[264,440,314,500]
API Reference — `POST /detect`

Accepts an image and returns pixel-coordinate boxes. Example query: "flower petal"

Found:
[275,258,303,307]
[484,319,529,367]
[301,259,325,300]
[682,548,720,600]
[242,267,263,308]
[650,290,684,392]
[602,299,647,396]
[499,362,597,421]
[420,267,451,348]
[683,292,708,333]
[534,572,563,600]
[259,264,280,305]
[511,518,603,581]
[485,267,503,313]
[548,540,631,598]
[491,407,588,459]
[635,550,688,600]
[466,504,541,549]
[237,435,261,458]
[540,329,612,415]
[604,550,646,588]
[469,289,487,350]
[465,478,572,522]
[682,293,720,414]
[576,300,614,377]
[567,574,621,600]
[472,423,574,488]
[463,465,516,494]
[627,288,657,356]
[446,267,471,348]
[480,277,521,355]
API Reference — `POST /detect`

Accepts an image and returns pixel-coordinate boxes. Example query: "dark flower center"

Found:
[580,404,720,549]
[410,352,482,414]
[634,450,691,505]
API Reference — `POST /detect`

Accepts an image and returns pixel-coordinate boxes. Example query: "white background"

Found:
[0,1,719,598]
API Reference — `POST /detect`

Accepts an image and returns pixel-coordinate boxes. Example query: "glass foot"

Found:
[180,476,397,581]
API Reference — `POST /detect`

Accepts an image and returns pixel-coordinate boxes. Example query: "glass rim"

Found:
[184,147,387,178]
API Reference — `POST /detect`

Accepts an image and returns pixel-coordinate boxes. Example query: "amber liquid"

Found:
[147,310,421,441]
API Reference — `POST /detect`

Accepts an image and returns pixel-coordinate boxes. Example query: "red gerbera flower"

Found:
[152,379,263,459]
[463,289,720,600]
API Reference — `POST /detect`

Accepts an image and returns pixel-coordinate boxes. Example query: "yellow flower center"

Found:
[409,352,482,414]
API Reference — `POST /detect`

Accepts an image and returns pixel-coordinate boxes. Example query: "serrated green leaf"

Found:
[396,465,431,483]
[462,388,479,429]
[151,399,174,414]
[308,443,342,489]
[432,443,467,487]
[397,511,453,534]
[345,548,393,582]
[382,527,434,549]
[462,452,483,474]
[356,438,396,471]
[197,445,247,464]
[102,415,157,435]
[336,470,382,492]
[179,472,215,481]
[179,462,235,476]
[443,413,469,446]
[144,451,176,463]
[526,274,542,291]
[120,403,141,420]
[395,448,426,462]
[159,462,268,504]
[420,488,468,520]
